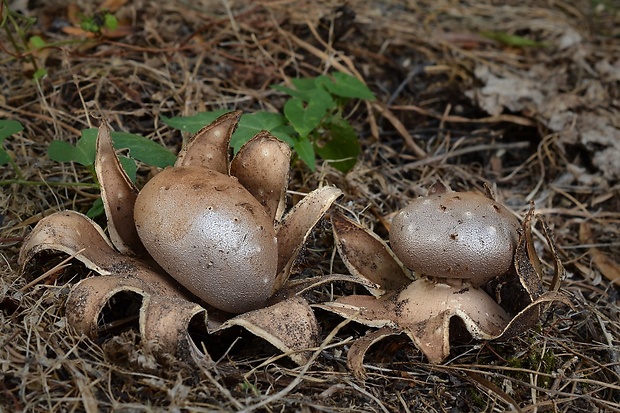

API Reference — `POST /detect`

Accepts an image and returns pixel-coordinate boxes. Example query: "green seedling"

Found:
[79,11,118,34]
[0,119,23,167]
[162,110,296,153]
[163,71,375,173]
[47,128,175,217]
[48,128,176,177]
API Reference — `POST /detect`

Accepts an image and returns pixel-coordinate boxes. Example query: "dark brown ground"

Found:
[1,0,619,411]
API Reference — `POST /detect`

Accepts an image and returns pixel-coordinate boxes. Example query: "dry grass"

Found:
[1,0,619,411]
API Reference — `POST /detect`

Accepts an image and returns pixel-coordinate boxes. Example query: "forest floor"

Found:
[1,0,619,411]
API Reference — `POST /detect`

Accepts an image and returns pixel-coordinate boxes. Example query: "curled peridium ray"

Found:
[19,112,339,366]
[19,211,184,296]
[18,211,212,360]
[330,211,412,296]
[274,186,343,290]
[214,296,319,365]
[317,207,566,376]
[66,275,152,339]
[174,110,241,173]
[142,294,211,361]
[95,120,145,257]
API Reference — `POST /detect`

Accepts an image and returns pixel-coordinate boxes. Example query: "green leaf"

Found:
[0,150,10,166]
[33,67,47,81]
[293,136,316,171]
[86,197,105,218]
[268,124,297,147]
[272,77,339,104]
[80,17,99,33]
[232,112,293,152]
[0,120,24,140]
[118,156,137,182]
[161,110,231,133]
[48,132,96,166]
[270,85,310,101]
[314,114,359,173]
[284,95,331,138]
[317,72,376,100]
[29,35,46,49]
[104,13,118,30]
[0,119,24,164]
[77,128,175,168]
[109,131,175,168]
[291,77,318,91]
[49,128,175,170]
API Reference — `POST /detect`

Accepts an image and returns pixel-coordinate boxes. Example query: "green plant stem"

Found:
[1,0,40,72]
[8,157,23,180]
[0,179,99,188]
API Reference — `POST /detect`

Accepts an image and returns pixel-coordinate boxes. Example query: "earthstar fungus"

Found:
[318,182,565,376]
[19,112,341,365]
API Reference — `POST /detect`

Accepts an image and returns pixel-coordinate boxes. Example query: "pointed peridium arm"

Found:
[230,131,291,223]
[215,296,319,365]
[332,211,412,296]
[274,186,342,290]
[19,211,185,297]
[95,120,146,256]
[174,111,241,174]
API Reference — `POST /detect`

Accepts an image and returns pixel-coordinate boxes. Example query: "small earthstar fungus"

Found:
[19,111,342,365]
[316,181,566,377]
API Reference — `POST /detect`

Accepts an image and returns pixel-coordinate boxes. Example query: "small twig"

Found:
[393,141,530,172]
[372,101,427,158]
[390,104,536,127]
[0,236,24,244]
[344,378,391,413]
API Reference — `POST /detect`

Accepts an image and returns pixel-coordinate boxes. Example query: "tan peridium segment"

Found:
[66,275,151,339]
[230,131,291,223]
[490,204,563,319]
[274,186,343,289]
[331,211,412,296]
[174,111,241,173]
[142,295,211,362]
[539,216,565,292]
[18,211,185,298]
[523,202,543,281]
[216,296,319,365]
[346,327,402,380]
[95,121,146,257]
[319,277,511,363]
[515,205,544,301]
[20,210,118,274]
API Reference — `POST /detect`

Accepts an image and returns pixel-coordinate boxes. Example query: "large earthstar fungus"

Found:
[19,112,342,365]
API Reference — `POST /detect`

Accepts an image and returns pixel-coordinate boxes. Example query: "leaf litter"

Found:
[1,0,619,411]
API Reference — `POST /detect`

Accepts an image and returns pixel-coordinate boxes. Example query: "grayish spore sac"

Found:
[390,191,521,285]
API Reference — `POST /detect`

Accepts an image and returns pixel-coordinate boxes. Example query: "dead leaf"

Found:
[100,0,128,12]
[579,222,620,286]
